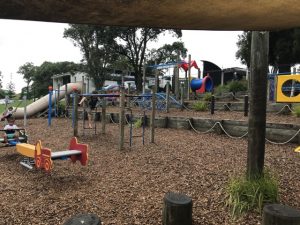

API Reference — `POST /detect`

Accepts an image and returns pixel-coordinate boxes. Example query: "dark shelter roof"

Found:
[0,0,299,30]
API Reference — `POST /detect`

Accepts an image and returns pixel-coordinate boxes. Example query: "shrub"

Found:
[227,80,248,93]
[134,118,143,128]
[214,85,229,96]
[226,170,278,218]
[203,92,212,101]
[293,105,300,117]
[193,101,208,111]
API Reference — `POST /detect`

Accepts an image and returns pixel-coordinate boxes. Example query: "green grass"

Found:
[0,99,34,113]
[226,170,278,218]
[292,105,300,117]
[192,101,208,111]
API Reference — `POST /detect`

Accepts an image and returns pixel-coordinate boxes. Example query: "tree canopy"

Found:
[236,29,300,73]
[19,61,83,98]
[64,25,119,89]
[64,25,183,91]
[17,62,35,98]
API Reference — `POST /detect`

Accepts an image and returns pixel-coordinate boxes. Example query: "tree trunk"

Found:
[136,72,143,92]
[247,31,269,179]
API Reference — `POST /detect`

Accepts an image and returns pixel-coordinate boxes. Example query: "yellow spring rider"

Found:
[16,137,88,172]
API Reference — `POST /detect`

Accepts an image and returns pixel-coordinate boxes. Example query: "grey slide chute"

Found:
[14,83,82,119]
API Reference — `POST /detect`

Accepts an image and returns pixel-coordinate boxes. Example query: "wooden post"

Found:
[23,95,27,128]
[101,98,106,134]
[262,204,300,225]
[180,82,184,111]
[65,84,68,114]
[150,69,158,143]
[87,78,90,94]
[73,90,79,137]
[184,70,188,99]
[166,81,170,113]
[163,192,193,225]
[247,31,269,179]
[57,83,60,116]
[174,55,180,99]
[187,54,191,100]
[143,64,146,94]
[244,95,249,117]
[82,75,85,93]
[119,86,125,150]
[210,95,215,115]
[127,83,131,107]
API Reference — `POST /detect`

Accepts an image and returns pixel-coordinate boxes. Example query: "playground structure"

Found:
[190,75,214,94]
[16,137,88,172]
[275,74,300,152]
[276,74,300,103]
[132,93,182,111]
[13,82,82,119]
[72,91,153,149]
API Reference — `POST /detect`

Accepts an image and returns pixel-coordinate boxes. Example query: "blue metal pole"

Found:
[54,90,57,117]
[48,86,53,126]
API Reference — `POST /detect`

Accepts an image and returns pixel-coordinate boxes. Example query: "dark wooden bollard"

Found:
[210,95,215,115]
[244,95,249,117]
[263,204,300,225]
[163,192,192,225]
[63,214,101,225]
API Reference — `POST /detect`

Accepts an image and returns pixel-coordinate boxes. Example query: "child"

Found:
[3,117,19,145]
[78,91,100,128]
[0,106,15,121]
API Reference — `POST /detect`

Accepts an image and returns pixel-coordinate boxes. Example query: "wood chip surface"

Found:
[0,113,299,225]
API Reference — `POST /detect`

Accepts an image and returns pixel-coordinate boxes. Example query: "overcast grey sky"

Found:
[0,19,244,93]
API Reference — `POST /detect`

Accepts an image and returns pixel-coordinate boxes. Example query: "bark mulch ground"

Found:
[0,116,299,225]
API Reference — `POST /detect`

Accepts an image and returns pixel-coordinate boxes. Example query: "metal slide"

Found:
[14,83,82,119]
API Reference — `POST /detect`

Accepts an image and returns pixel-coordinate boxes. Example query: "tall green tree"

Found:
[146,41,187,76]
[17,62,35,98]
[32,61,82,97]
[64,25,119,89]
[6,75,16,99]
[236,29,300,73]
[112,27,182,91]
[147,41,187,65]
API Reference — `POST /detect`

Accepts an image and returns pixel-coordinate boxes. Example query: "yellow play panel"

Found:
[276,74,300,103]
[16,143,35,158]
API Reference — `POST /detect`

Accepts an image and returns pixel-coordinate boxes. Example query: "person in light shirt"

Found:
[3,116,19,144]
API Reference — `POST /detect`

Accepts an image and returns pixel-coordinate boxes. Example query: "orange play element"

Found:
[16,137,89,172]
[34,140,53,172]
[68,137,89,166]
